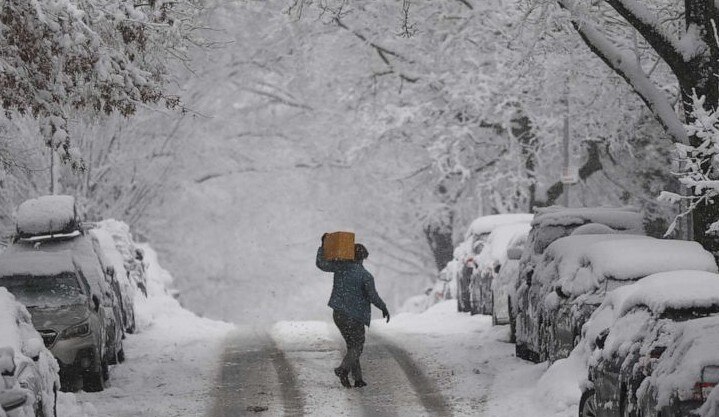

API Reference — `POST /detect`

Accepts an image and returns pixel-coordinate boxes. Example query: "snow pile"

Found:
[466,213,533,238]
[16,195,79,237]
[0,288,60,417]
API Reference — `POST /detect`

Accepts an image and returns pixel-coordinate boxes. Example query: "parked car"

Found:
[0,251,109,392]
[469,222,531,319]
[490,227,529,327]
[547,238,717,364]
[0,287,59,416]
[512,206,645,361]
[89,227,137,334]
[96,220,147,297]
[579,271,719,417]
[450,213,533,313]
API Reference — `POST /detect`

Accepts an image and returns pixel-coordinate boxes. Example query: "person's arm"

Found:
[316,246,341,272]
[364,273,390,322]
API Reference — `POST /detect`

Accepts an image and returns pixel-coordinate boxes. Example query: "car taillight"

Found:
[693,366,719,401]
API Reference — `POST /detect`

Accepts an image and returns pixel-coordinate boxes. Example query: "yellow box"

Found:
[323,232,355,261]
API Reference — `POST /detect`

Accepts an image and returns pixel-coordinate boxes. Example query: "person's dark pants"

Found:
[333,310,365,381]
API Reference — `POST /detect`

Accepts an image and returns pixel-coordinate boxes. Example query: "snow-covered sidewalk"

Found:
[70,245,234,417]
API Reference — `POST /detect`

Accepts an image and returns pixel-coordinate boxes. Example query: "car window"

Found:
[660,305,719,321]
[0,272,85,307]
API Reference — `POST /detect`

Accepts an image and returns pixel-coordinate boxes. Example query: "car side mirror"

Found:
[595,329,609,350]
[92,294,101,312]
[507,247,523,260]
[0,347,16,376]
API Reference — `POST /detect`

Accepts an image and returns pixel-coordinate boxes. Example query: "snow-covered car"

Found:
[469,222,531,321]
[490,227,529,327]
[0,288,59,416]
[451,213,533,313]
[96,220,147,297]
[545,238,717,364]
[512,206,645,361]
[579,271,719,417]
[89,228,136,334]
[1,233,125,392]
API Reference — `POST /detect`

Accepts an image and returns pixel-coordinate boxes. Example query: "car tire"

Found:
[102,360,110,381]
[579,389,598,417]
[83,368,105,392]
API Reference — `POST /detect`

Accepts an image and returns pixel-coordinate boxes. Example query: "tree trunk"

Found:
[679,1,719,253]
[423,210,455,272]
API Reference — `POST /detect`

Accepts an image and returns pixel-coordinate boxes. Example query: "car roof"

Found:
[609,270,719,317]
[466,214,533,238]
[0,250,76,277]
[531,206,643,233]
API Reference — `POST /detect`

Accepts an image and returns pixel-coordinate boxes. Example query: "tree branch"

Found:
[557,0,688,144]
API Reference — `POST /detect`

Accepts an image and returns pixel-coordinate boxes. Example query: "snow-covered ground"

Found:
[68,245,234,417]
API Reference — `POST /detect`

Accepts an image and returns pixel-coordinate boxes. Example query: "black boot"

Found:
[334,367,351,388]
[354,380,367,388]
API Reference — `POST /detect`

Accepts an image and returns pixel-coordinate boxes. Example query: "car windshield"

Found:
[660,305,719,321]
[0,273,85,307]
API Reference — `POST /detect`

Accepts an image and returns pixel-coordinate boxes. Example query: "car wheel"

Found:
[102,360,110,381]
[579,389,598,417]
[83,368,105,392]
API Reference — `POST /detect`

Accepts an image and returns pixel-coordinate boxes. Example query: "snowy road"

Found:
[211,326,451,416]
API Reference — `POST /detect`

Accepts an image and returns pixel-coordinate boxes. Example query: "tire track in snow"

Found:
[210,327,304,417]
[328,325,451,417]
[377,337,452,417]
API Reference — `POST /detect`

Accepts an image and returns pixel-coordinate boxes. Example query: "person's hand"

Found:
[382,308,390,323]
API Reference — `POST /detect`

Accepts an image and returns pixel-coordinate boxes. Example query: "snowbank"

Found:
[16,195,79,237]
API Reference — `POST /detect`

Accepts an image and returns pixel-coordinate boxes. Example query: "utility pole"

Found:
[562,112,570,207]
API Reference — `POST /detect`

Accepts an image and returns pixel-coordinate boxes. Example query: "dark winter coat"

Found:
[316,247,387,326]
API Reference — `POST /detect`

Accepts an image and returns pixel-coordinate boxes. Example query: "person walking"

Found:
[316,235,390,388]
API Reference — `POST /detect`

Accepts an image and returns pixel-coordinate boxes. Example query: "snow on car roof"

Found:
[531,206,643,233]
[586,239,718,282]
[16,195,78,237]
[466,213,533,238]
[609,271,719,317]
[475,223,531,269]
[0,250,76,277]
[538,234,651,287]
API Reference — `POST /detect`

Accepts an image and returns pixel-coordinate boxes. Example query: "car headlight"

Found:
[60,321,90,339]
